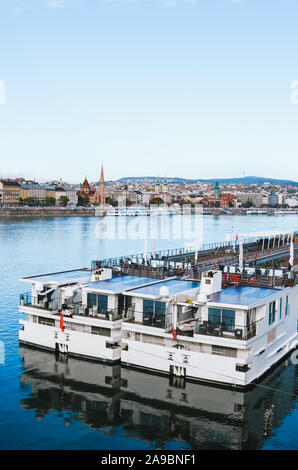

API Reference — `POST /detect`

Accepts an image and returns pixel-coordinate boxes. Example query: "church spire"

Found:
[99,164,105,205]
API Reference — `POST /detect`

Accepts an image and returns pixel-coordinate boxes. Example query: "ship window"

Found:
[106,341,119,349]
[87,293,108,313]
[143,300,166,315]
[87,293,97,308]
[222,309,235,332]
[124,295,132,313]
[208,308,235,332]
[38,317,55,326]
[212,345,237,358]
[269,301,276,325]
[98,294,108,313]
[236,363,249,372]
[155,301,166,315]
[91,326,111,336]
[143,299,154,314]
[285,296,289,316]
[279,298,283,320]
[208,307,221,323]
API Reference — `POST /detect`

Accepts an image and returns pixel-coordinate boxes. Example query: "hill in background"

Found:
[116,176,298,186]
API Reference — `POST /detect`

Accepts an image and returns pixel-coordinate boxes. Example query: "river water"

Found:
[0,214,297,450]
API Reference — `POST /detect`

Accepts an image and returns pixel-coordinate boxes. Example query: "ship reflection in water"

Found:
[19,346,297,450]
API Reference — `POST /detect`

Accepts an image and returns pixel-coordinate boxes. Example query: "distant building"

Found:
[201,193,236,208]
[161,177,168,193]
[262,194,269,206]
[284,197,298,208]
[136,192,150,206]
[64,190,78,206]
[55,187,65,204]
[105,190,138,205]
[93,165,106,206]
[0,180,21,207]
[20,184,56,203]
[55,187,78,206]
[77,177,96,203]
[213,182,221,198]
[187,193,204,204]
[155,178,161,193]
[236,192,263,207]
[268,193,279,206]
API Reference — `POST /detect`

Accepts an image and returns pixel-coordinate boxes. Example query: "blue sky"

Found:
[0,0,298,183]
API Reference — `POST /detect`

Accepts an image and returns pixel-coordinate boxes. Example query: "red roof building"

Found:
[77,177,96,202]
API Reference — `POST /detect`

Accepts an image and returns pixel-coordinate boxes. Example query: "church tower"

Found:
[94,165,106,206]
[99,164,105,205]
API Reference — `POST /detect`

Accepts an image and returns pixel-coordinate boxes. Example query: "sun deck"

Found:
[208,285,283,308]
[83,274,163,294]
[123,279,200,299]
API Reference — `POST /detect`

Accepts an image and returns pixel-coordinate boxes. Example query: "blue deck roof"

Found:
[125,279,200,298]
[84,275,161,293]
[209,285,280,307]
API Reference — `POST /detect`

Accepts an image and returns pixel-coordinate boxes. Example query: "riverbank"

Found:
[0,207,96,218]
[0,206,297,218]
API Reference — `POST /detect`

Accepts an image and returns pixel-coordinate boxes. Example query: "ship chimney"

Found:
[91,268,112,282]
[197,270,222,303]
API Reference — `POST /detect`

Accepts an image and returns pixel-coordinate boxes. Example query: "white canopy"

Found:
[238,230,294,239]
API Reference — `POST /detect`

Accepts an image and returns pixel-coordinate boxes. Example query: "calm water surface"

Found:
[0,215,298,450]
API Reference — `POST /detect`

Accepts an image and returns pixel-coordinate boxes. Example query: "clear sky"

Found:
[0,0,298,183]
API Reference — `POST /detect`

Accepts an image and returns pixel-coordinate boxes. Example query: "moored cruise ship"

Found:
[19,267,162,363]
[19,236,298,389]
[121,269,298,388]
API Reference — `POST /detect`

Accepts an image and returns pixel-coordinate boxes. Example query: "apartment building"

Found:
[0,180,21,207]
[20,184,56,202]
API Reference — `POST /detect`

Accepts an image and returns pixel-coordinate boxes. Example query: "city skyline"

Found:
[1,170,298,185]
[1,1,298,182]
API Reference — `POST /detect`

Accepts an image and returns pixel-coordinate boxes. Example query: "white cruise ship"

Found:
[19,245,298,389]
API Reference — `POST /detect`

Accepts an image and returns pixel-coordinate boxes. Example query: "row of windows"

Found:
[33,315,113,337]
[38,316,55,326]
[269,296,289,326]
[208,308,235,332]
[91,326,111,336]
[129,331,239,358]
[143,300,166,315]
[87,293,108,312]
[211,345,237,358]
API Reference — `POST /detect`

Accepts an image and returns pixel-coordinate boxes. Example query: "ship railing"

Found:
[90,241,238,270]
[122,305,135,321]
[19,292,59,312]
[20,292,32,306]
[142,312,171,329]
[91,233,298,271]
[223,272,287,288]
[194,318,262,340]
[123,309,172,330]
[74,305,122,321]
